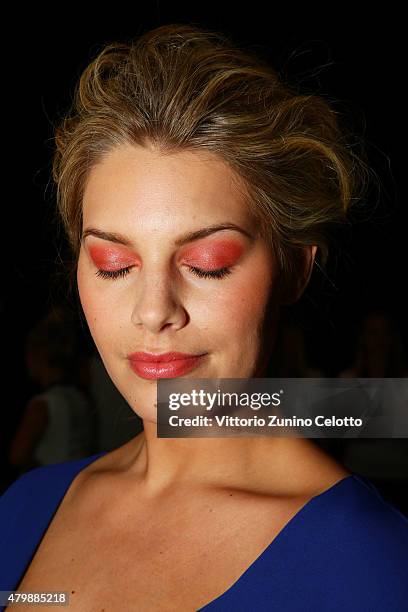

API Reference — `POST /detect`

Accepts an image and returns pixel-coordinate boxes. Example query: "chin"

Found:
[127,397,157,422]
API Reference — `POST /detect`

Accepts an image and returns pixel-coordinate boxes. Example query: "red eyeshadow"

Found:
[181,240,244,269]
[88,244,140,269]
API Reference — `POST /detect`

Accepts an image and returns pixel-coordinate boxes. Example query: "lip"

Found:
[128,351,208,379]
[128,351,204,362]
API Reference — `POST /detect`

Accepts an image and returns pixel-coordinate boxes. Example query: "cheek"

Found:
[197,255,276,338]
[76,256,113,343]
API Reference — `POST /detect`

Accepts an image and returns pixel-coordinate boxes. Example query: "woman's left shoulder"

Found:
[297,474,408,609]
[319,474,408,580]
[320,473,408,542]
[239,468,408,611]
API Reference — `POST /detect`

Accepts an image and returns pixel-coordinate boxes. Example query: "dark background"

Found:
[2,5,406,485]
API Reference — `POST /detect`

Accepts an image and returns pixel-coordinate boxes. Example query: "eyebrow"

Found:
[81,223,254,248]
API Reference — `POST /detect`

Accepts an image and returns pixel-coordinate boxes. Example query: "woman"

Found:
[8,308,95,471]
[1,23,407,611]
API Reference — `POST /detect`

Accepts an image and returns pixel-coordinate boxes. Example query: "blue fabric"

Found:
[1,451,407,611]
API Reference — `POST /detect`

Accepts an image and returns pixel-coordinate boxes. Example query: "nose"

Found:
[130,266,189,333]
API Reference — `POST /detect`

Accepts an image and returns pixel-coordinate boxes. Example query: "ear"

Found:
[280,245,318,305]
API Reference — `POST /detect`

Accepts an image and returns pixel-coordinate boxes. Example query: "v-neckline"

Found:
[60,453,357,611]
[197,472,358,610]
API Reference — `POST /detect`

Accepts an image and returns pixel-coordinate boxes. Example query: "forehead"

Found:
[82,143,253,231]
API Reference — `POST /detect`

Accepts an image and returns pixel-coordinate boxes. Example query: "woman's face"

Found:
[77,143,280,422]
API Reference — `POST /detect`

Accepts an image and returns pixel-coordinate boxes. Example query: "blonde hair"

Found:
[52,23,370,294]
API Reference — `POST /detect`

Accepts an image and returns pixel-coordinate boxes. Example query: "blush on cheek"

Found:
[88,244,141,270]
[181,240,244,270]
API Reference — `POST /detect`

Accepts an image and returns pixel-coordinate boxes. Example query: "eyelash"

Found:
[95,265,233,281]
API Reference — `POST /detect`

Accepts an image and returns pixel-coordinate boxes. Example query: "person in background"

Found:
[8,306,96,473]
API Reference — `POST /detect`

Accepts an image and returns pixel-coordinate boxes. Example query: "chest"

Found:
[13,494,307,611]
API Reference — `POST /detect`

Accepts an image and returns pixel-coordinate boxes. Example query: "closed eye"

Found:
[95,267,133,280]
[187,266,232,279]
[95,265,233,280]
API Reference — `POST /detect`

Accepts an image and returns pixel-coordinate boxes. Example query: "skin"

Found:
[76,142,323,496]
[11,143,351,612]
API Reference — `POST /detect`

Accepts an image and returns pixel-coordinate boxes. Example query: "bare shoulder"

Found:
[250,437,351,500]
[79,434,144,478]
[60,435,144,513]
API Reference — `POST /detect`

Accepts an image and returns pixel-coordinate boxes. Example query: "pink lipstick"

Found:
[127,351,207,379]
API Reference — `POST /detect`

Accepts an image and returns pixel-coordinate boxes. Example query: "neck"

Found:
[118,422,321,499]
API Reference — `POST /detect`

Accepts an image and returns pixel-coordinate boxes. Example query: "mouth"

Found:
[127,351,208,380]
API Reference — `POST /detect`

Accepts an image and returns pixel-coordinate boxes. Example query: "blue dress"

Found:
[1,451,407,611]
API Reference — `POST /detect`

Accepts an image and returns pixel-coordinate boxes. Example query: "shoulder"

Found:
[306,475,408,607]
[0,455,102,591]
[254,438,408,608]
[0,453,106,523]
[0,453,107,580]
[251,474,408,611]
[0,464,54,515]
[324,474,408,551]
[301,472,408,560]
[250,437,351,498]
